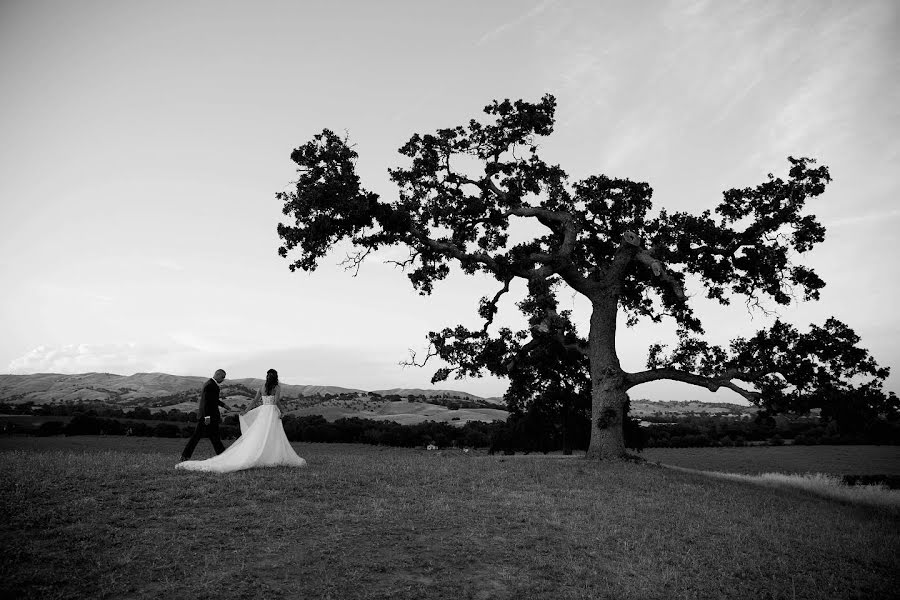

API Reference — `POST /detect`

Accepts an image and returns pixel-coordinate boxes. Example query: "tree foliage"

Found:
[275,94,896,455]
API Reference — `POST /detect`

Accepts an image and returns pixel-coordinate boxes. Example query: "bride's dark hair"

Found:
[265,369,279,395]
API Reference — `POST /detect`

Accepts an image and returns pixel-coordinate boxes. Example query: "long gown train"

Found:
[175,398,306,473]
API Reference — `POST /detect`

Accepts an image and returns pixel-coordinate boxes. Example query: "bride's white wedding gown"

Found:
[175,395,307,473]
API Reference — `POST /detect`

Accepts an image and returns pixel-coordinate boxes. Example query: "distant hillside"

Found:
[372,388,486,402]
[630,399,758,417]
[291,398,509,427]
[0,372,205,405]
[369,388,506,409]
[0,373,760,425]
[0,372,508,426]
[0,372,369,406]
[226,378,366,398]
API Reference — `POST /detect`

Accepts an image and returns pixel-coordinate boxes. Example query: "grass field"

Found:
[1,437,898,599]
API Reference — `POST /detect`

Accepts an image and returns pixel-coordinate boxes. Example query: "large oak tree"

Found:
[275,94,895,459]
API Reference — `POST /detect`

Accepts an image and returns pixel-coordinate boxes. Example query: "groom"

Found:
[180,369,228,461]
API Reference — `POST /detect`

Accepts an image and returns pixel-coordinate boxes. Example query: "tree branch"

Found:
[508,206,579,258]
[485,176,510,201]
[624,367,762,403]
[403,191,600,297]
[607,231,686,299]
[502,336,541,373]
[484,174,579,262]
[634,249,685,299]
[561,338,590,357]
[338,247,374,276]
[385,248,420,270]
[402,345,440,369]
[408,224,504,272]
[480,278,513,334]
[539,306,589,357]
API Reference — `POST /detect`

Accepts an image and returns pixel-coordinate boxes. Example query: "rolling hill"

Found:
[0,373,510,426]
[0,373,758,426]
[628,399,757,417]
[370,388,504,405]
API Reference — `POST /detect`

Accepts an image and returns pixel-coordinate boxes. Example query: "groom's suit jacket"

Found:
[198,379,227,423]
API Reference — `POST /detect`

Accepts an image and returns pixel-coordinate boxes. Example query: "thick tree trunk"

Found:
[585,297,628,460]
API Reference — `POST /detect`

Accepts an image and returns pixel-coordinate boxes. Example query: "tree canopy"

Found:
[276,94,896,458]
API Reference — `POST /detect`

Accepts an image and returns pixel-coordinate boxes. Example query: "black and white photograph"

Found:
[1,1,898,598]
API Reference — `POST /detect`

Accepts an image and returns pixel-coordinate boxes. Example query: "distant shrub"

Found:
[65,414,103,436]
[153,423,181,438]
[35,421,66,437]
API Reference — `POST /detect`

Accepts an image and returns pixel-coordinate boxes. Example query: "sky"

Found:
[1,0,898,402]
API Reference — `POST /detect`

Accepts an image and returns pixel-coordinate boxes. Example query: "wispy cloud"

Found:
[8,343,172,375]
[6,340,246,378]
[167,331,235,355]
[823,209,900,229]
[537,0,898,191]
[149,258,185,272]
[749,1,898,169]
[36,282,116,306]
[476,0,556,46]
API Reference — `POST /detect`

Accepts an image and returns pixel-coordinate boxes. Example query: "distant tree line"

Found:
[5,398,897,449]
[280,415,497,448]
[1,402,202,422]
[486,404,899,451]
[362,392,495,410]
[33,415,190,438]
[24,413,503,447]
[641,413,899,447]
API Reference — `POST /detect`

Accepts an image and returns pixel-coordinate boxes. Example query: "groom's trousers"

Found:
[181,420,226,460]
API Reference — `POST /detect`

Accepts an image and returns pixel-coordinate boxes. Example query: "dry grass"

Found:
[1,437,898,599]
[665,467,900,511]
[642,445,900,476]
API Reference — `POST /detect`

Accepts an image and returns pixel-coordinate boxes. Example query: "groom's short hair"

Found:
[214,369,226,378]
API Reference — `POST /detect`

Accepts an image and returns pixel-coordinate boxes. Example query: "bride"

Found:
[176,369,307,473]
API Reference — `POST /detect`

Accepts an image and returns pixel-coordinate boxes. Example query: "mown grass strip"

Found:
[662,465,900,511]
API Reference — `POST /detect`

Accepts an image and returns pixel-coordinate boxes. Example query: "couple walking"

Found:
[176,368,307,473]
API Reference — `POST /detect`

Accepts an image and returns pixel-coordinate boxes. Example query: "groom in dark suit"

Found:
[180,369,228,461]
